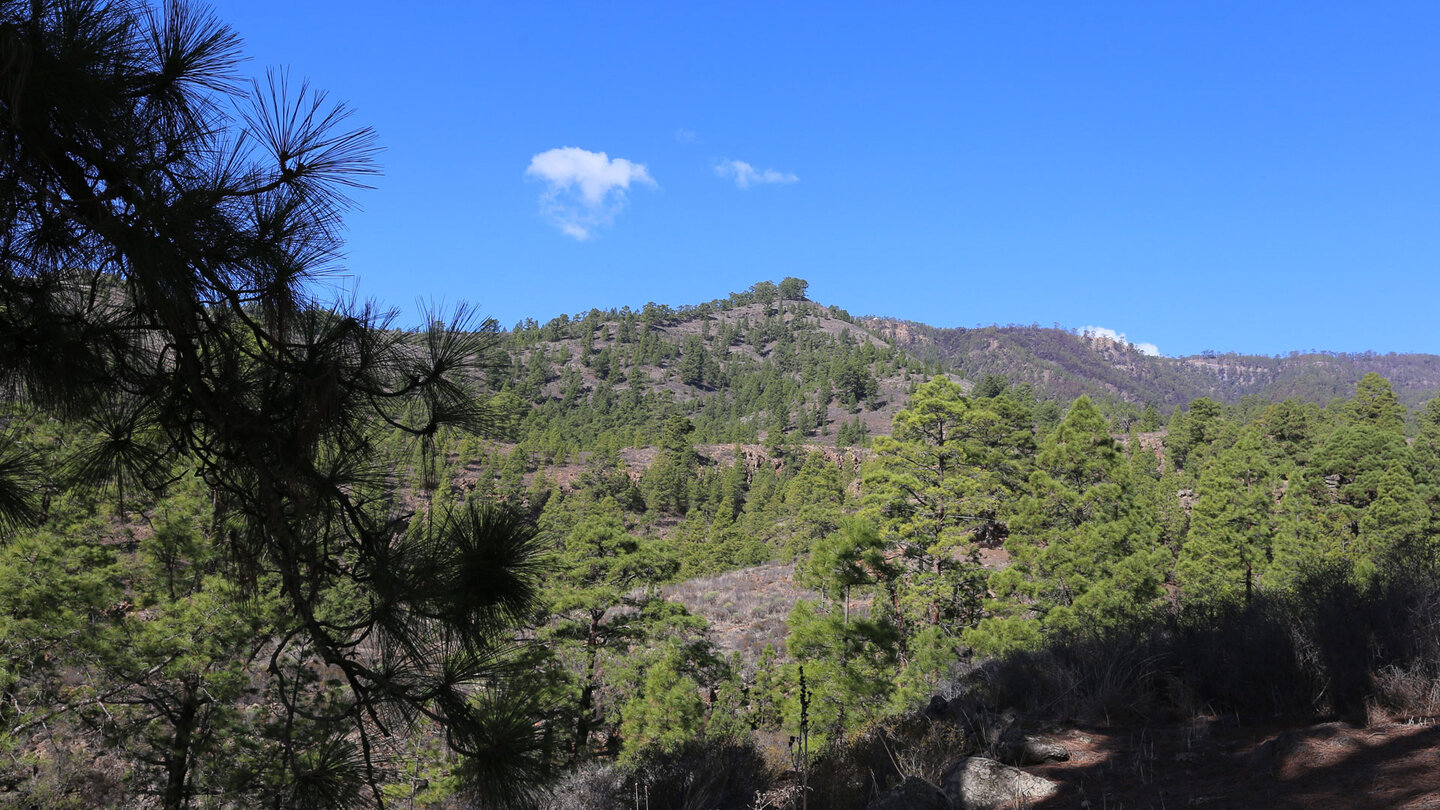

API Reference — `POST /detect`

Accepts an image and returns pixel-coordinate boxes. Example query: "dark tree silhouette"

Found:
[0,1,549,806]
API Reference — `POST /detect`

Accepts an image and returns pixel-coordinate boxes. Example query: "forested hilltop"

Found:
[7,2,1440,808]
[495,280,1440,459]
[490,279,1440,460]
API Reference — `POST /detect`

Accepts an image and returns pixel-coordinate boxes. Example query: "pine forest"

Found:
[4,3,1440,809]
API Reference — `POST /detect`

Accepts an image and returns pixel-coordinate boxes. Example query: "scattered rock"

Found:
[1002,735,1070,765]
[1248,722,1355,774]
[986,713,1069,765]
[941,756,1060,810]
[866,776,949,810]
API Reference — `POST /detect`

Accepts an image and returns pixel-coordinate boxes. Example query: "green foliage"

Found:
[618,641,708,761]
[971,396,1166,654]
[784,600,900,739]
[542,512,696,761]
[0,1,549,803]
[1347,372,1407,433]
[641,415,699,514]
[800,519,892,623]
[865,377,1031,555]
[1164,397,1229,471]
[9,68,1440,804]
[1136,401,1163,432]
[1177,428,1280,605]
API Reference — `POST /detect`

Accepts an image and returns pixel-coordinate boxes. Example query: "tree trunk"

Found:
[571,614,602,761]
[931,555,942,625]
[162,682,200,810]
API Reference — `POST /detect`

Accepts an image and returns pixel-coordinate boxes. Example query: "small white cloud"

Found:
[526,147,656,240]
[1080,325,1161,357]
[674,128,698,144]
[715,159,798,189]
[1082,326,1124,342]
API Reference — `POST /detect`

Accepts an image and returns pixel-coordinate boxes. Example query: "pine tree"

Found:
[1411,396,1440,540]
[783,599,900,738]
[1312,424,1412,539]
[546,513,679,760]
[617,641,707,761]
[774,452,849,558]
[1177,428,1279,606]
[1347,373,1406,434]
[1358,462,1432,570]
[800,518,893,625]
[642,414,699,514]
[0,2,548,803]
[863,377,1033,643]
[1136,402,1162,432]
[1164,397,1227,471]
[1270,466,1348,586]
[969,396,1166,654]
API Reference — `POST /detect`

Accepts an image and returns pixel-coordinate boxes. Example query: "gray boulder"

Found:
[940,757,1060,810]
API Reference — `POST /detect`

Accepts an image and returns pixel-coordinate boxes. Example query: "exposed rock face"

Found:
[866,776,949,810]
[940,757,1060,810]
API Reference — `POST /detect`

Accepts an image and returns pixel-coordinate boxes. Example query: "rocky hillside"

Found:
[864,318,1440,410]
[496,289,934,456]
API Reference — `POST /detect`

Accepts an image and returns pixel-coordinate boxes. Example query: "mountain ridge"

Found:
[859,316,1440,410]
[503,280,1440,424]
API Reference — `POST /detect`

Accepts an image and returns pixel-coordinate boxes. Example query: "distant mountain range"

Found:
[860,318,1440,410]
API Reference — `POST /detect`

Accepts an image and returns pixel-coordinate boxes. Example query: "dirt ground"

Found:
[1026,719,1440,809]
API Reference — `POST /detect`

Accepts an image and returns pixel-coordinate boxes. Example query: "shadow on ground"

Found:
[1027,719,1440,809]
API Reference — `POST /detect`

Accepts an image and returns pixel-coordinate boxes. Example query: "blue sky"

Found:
[212,1,1440,357]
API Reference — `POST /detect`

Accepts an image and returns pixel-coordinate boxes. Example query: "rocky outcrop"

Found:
[940,757,1060,810]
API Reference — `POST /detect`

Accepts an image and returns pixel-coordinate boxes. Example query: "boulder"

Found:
[940,757,1060,810]
[866,776,948,810]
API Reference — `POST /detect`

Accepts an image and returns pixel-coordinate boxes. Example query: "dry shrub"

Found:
[804,715,974,810]
[627,737,771,810]
[1369,664,1440,722]
[970,631,1174,725]
[544,761,626,810]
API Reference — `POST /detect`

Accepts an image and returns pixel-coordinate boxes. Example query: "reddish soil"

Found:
[1027,719,1440,809]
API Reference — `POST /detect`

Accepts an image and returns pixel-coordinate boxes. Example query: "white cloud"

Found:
[715,159,798,189]
[1080,325,1161,357]
[674,128,698,144]
[526,147,656,240]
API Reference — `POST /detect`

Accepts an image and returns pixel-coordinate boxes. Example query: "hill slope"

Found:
[863,319,1440,410]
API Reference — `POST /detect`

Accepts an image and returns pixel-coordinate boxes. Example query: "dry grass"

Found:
[662,562,813,669]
